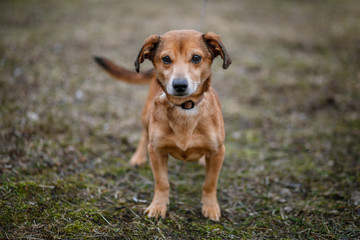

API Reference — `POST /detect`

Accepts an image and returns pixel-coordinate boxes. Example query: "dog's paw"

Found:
[129,154,147,167]
[144,202,167,219]
[198,156,206,166]
[202,203,221,221]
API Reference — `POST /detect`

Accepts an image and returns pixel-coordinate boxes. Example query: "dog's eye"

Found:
[161,56,172,64]
[192,55,202,64]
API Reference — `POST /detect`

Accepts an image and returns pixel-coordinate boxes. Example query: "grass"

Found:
[1,0,359,238]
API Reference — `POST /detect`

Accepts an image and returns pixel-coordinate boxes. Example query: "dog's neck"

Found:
[176,95,204,110]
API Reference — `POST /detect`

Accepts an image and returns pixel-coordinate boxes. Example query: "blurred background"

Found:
[0,0,359,238]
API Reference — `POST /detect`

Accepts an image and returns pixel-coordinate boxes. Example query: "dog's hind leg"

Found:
[129,81,159,166]
[129,130,148,166]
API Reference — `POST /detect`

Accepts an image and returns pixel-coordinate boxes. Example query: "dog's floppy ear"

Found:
[134,35,160,73]
[203,32,232,69]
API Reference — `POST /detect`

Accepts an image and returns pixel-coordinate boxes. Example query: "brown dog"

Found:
[94,30,231,221]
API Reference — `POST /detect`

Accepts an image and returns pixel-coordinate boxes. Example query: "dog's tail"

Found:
[93,56,154,84]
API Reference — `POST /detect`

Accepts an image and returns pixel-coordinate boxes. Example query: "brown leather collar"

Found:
[178,95,204,110]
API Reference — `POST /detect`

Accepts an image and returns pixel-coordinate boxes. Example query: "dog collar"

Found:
[179,95,204,110]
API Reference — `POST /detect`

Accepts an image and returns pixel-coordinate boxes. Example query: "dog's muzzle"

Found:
[172,78,188,95]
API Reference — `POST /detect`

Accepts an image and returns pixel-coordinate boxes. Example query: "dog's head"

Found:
[135,30,231,104]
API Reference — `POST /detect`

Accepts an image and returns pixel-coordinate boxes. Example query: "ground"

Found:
[0,0,359,239]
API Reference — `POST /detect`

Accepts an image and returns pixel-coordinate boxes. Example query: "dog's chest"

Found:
[149,93,224,161]
[155,113,220,161]
[168,116,199,151]
[166,131,210,161]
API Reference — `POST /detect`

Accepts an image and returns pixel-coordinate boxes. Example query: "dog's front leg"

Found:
[202,145,225,221]
[145,145,169,219]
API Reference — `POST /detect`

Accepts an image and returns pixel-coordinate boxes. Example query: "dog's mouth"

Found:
[172,92,189,97]
[167,87,194,97]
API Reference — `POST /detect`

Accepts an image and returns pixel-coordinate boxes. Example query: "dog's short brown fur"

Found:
[94,29,231,221]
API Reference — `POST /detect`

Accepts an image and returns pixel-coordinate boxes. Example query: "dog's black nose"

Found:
[172,78,188,93]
